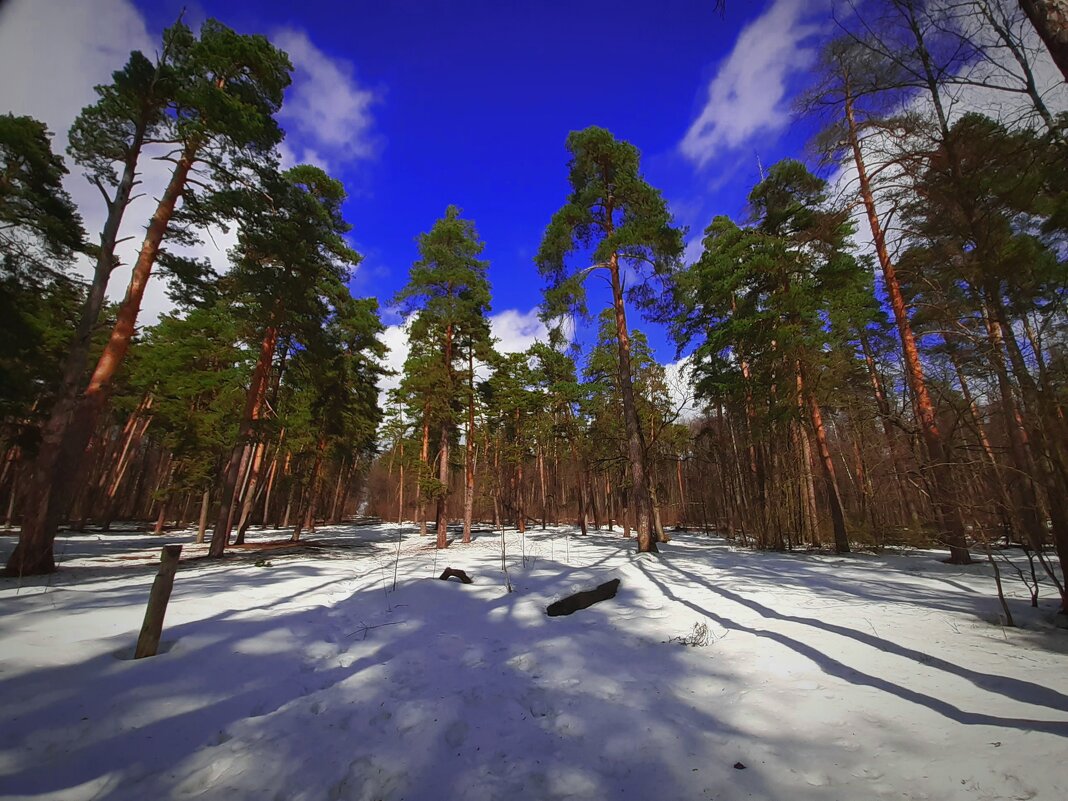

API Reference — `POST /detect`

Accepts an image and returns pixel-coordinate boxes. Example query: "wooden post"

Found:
[134,544,182,659]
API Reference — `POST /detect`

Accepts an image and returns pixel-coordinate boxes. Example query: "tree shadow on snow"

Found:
[0,535,881,801]
[639,555,1068,736]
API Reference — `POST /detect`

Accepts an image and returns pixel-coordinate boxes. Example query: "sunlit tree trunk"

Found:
[842,87,970,563]
[606,250,655,551]
[5,144,197,577]
[211,315,279,557]
[462,351,476,543]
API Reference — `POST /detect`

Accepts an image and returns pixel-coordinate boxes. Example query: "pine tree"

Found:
[210,164,369,555]
[0,114,87,432]
[394,206,492,549]
[537,127,683,553]
[6,19,292,576]
[678,161,868,554]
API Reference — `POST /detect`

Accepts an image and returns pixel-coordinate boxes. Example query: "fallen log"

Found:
[546,578,620,617]
[439,567,473,584]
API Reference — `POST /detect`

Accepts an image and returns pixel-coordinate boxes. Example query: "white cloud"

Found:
[0,0,182,323]
[0,5,378,328]
[680,0,827,168]
[0,0,153,141]
[273,28,378,170]
[377,307,553,410]
[683,233,705,266]
[489,308,549,353]
[663,355,699,422]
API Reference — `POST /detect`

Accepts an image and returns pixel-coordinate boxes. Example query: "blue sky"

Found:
[147,0,829,357]
[0,0,831,375]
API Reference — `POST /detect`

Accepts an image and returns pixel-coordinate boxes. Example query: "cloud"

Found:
[489,308,549,353]
[0,0,153,143]
[377,307,553,409]
[0,0,183,323]
[0,6,379,328]
[273,28,378,170]
[663,356,699,422]
[683,233,706,266]
[680,0,827,168]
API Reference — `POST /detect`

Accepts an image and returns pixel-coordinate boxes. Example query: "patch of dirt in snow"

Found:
[1,523,1066,801]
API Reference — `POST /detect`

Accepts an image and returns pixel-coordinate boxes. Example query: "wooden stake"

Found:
[134,544,182,659]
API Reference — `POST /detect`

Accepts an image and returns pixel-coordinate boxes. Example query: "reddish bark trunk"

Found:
[843,88,970,564]
[607,251,655,552]
[798,363,849,553]
[5,144,196,577]
[435,323,454,549]
[211,319,278,557]
[463,351,475,543]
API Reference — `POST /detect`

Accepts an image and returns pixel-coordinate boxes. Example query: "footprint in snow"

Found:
[445,720,468,748]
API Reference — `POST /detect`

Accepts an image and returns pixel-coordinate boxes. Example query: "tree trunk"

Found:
[153,501,168,536]
[436,425,450,549]
[4,143,197,577]
[463,351,476,543]
[260,438,282,529]
[799,363,849,553]
[842,87,970,564]
[537,446,548,530]
[196,488,210,544]
[234,439,269,545]
[1019,0,1068,81]
[417,410,430,536]
[796,421,821,547]
[435,322,454,549]
[293,436,327,543]
[211,318,279,557]
[328,458,347,524]
[607,251,656,552]
[397,444,405,524]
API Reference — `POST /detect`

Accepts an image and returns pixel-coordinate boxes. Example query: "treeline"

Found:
[1,19,386,576]
[366,0,1068,614]
[1,0,1066,618]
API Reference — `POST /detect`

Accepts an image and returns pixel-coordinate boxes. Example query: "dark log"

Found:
[546,578,620,617]
[439,567,473,584]
[134,544,182,659]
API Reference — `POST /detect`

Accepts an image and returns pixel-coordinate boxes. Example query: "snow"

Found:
[1,525,1066,801]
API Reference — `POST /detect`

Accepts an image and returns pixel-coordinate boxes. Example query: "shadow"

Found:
[663,537,1056,620]
[0,527,875,801]
[637,557,1068,736]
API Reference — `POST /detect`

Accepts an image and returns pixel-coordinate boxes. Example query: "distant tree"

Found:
[119,305,244,538]
[537,127,683,553]
[283,293,385,542]
[210,164,368,556]
[678,161,872,554]
[394,206,492,549]
[483,350,538,534]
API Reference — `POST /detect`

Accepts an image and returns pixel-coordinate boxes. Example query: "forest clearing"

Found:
[3,0,1068,798]
[2,522,1066,801]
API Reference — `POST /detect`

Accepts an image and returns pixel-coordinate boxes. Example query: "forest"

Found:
[2,2,1068,799]
[0,0,1066,622]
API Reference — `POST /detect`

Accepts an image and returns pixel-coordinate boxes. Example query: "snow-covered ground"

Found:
[1,524,1066,801]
